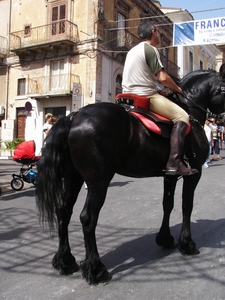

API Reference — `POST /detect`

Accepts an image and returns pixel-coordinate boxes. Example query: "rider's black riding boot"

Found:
[165,121,198,176]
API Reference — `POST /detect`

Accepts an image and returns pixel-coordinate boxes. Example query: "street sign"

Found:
[25,101,32,112]
[72,83,82,110]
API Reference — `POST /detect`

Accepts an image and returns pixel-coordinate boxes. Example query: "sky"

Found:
[160,0,225,20]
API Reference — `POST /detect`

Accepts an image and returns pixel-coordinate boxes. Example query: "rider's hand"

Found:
[159,89,173,97]
[175,87,183,94]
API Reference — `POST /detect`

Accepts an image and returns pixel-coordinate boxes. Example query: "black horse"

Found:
[36,64,225,285]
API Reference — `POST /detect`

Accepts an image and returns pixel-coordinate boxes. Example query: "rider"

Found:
[122,19,198,176]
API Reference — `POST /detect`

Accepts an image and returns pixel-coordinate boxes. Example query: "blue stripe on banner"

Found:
[173,22,195,46]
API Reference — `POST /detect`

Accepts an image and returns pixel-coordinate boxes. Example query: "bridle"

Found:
[215,71,225,95]
[177,72,225,117]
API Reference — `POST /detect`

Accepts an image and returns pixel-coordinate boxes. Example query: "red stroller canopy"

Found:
[13,140,40,162]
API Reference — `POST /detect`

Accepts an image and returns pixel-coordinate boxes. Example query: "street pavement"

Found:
[1,153,225,300]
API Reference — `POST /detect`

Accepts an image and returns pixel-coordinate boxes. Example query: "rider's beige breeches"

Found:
[148,93,189,124]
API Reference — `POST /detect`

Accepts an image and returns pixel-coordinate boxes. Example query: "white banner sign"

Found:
[173,17,225,46]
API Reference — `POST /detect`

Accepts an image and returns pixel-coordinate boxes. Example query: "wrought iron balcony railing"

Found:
[26,73,80,96]
[105,27,140,50]
[160,54,180,80]
[10,21,79,51]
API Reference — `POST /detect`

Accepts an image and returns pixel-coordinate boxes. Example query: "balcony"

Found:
[10,21,79,54]
[160,54,180,80]
[0,36,8,58]
[26,73,80,98]
[105,27,140,51]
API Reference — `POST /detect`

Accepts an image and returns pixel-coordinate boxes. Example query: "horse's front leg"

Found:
[52,175,83,275]
[177,173,201,255]
[156,176,178,248]
[80,184,112,285]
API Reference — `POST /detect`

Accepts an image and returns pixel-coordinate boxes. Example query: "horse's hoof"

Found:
[178,245,200,255]
[155,232,175,249]
[52,252,80,275]
[81,259,112,285]
[96,268,112,283]
[177,239,200,255]
[59,262,80,275]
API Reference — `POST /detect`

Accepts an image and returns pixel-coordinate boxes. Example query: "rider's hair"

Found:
[138,19,156,40]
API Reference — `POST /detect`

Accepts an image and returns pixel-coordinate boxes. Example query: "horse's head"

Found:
[207,63,225,114]
[180,63,225,123]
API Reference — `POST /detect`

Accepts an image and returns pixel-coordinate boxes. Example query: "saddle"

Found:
[116,93,190,138]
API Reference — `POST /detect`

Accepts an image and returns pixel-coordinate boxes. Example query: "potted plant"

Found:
[1,138,25,158]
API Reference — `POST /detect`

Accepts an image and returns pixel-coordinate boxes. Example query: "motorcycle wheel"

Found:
[11,178,24,191]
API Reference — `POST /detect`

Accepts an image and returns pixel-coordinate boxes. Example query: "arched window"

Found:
[115,74,122,95]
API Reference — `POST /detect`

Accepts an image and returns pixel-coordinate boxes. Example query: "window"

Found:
[45,107,66,120]
[50,60,65,90]
[189,51,193,72]
[51,4,66,36]
[115,74,122,95]
[17,78,26,95]
[117,13,126,47]
[200,60,203,70]
[24,25,31,37]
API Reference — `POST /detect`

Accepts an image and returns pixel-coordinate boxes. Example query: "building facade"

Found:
[0,0,180,154]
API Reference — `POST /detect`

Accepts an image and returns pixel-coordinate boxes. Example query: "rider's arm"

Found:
[144,44,182,95]
[156,69,183,94]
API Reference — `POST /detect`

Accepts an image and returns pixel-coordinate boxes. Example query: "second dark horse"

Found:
[36,64,225,284]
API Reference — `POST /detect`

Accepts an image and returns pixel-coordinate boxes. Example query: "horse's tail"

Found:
[36,113,75,231]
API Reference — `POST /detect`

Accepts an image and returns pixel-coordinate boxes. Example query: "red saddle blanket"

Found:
[116,93,190,137]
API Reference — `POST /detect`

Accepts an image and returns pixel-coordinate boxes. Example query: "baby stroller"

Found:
[11,140,41,191]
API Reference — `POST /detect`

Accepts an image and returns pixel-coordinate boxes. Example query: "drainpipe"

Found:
[5,65,10,120]
[5,0,12,120]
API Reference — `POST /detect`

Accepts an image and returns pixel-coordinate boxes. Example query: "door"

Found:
[50,60,65,91]
[51,4,66,38]
[17,114,26,138]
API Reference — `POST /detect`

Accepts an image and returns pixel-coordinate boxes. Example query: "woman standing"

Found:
[210,118,222,160]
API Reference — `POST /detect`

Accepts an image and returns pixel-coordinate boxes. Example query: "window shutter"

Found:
[60,5,66,20]
[52,7,58,21]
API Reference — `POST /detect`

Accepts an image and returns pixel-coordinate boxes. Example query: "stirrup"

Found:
[165,167,198,176]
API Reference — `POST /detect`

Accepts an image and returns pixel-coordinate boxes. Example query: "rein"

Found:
[189,115,204,128]
[174,93,207,114]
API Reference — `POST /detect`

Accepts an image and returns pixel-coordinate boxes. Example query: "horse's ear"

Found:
[219,63,225,79]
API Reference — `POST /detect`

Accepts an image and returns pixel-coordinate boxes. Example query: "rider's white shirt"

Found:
[122,42,164,96]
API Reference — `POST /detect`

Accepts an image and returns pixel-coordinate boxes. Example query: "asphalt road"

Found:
[1,153,225,300]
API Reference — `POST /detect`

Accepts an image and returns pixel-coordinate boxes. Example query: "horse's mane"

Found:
[179,69,216,86]
[167,69,217,113]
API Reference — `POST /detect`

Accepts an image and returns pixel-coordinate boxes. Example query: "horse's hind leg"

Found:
[52,169,84,275]
[80,181,113,285]
[156,176,177,248]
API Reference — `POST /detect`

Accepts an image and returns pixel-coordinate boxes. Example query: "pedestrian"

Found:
[217,122,224,150]
[122,19,197,176]
[210,118,222,160]
[203,118,213,168]
[52,115,58,125]
[42,113,53,139]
